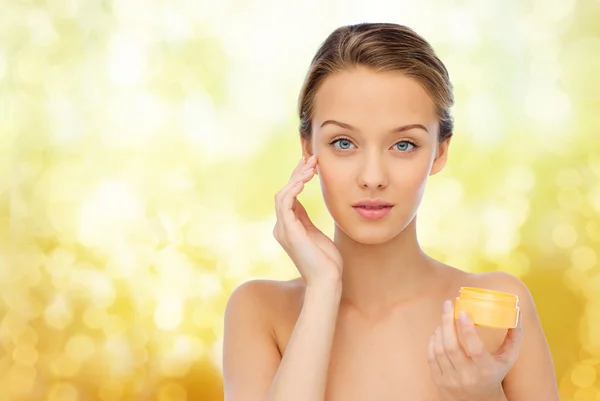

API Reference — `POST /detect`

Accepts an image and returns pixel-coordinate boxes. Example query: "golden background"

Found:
[1,0,599,400]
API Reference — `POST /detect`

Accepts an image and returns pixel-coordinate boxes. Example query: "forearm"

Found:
[265,280,342,401]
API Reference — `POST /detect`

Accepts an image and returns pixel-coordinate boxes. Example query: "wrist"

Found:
[487,388,507,401]
[305,278,342,300]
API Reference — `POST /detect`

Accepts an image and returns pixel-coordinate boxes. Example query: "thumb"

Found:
[294,199,316,230]
[494,311,523,361]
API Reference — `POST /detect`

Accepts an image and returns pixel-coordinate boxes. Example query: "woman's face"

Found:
[303,66,450,245]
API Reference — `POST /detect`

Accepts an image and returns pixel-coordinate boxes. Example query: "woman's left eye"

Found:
[394,141,416,151]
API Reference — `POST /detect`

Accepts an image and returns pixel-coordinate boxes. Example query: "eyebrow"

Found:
[319,119,429,134]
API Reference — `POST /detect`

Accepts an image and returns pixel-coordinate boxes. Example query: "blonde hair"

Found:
[298,23,454,143]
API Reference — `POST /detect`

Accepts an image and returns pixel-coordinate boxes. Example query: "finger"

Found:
[276,179,306,228]
[456,310,495,367]
[434,326,456,375]
[494,311,524,360]
[440,300,472,370]
[276,157,314,216]
[427,332,442,378]
[289,155,316,184]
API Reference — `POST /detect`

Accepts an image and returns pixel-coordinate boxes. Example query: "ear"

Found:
[300,137,318,175]
[429,137,451,176]
[300,137,313,159]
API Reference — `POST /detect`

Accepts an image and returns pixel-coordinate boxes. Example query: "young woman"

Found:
[222,23,559,401]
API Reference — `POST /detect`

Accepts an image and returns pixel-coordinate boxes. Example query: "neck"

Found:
[334,216,440,314]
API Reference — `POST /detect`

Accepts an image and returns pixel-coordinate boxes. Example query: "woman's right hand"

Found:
[273,155,343,287]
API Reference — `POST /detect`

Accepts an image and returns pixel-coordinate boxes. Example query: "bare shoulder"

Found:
[223,277,305,401]
[465,271,559,400]
[226,277,305,322]
[467,270,535,308]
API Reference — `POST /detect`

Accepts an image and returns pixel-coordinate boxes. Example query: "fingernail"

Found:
[459,311,470,324]
[308,155,316,161]
[443,300,451,314]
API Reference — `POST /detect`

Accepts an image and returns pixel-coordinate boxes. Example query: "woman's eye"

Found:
[394,141,415,151]
[332,138,354,150]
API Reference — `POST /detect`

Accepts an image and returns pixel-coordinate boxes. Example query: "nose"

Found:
[357,152,388,189]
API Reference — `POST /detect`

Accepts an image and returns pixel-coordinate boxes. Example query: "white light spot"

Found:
[108,35,146,87]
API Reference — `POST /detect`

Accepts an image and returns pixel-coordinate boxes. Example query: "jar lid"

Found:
[459,287,518,304]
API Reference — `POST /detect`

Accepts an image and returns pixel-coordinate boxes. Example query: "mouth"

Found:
[352,205,394,220]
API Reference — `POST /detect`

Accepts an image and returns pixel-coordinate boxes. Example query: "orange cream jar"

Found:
[454,287,520,329]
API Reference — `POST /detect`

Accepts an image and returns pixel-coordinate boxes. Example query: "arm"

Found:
[481,272,560,401]
[222,279,342,401]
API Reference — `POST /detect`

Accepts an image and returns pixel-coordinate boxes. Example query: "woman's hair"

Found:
[298,23,454,143]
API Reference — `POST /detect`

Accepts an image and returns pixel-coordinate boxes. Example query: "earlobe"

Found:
[430,138,451,176]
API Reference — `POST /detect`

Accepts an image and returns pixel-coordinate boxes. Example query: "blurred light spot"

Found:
[43,295,72,330]
[48,0,79,18]
[571,363,597,387]
[48,382,79,401]
[447,8,479,47]
[180,92,220,149]
[127,326,148,347]
[8,365,36,395]
[12,345,38,365]
[51,354,81,378]
[193,305,218,329]
[15,325,38,346]
[98,382,124,401]
[573,386,599,401]
[106,242,138,278]
[27,10,59,45]
[104,336,135,376]
[102,314,127,337]
[564,268,586,292]
[561,36,600,99]
[588,184,600,213]
[466,92,502,147]
[46,96,84,145]
[16,49,48,85]
[533,0,575,23]
[553,224,578,248]
[524,84,571,127]
[66,335,96,361]
[158,382,187,401]
[482,206,519,257]
[88,273,116,308]
[557,188,583,211]
[108,34,146,87]
[162,8,193,42]
[505,166,536,192]
[589,156,600,179]
[197,272,222,301]
[586,221,600,242]
[529,47,561,84]
[557,168,582,188]
[154,295,183,331]
[0,49,6,82]
[572,247,597,272]
[78,180,145,247]
[83,306,107,329]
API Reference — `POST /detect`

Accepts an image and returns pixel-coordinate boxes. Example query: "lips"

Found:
[352,199,394,208]
[352,200,394,220]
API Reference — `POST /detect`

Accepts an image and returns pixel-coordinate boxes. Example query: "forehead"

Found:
[313,66,437,128]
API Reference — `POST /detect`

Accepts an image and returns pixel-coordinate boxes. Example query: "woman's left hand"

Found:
[427,299,523,401]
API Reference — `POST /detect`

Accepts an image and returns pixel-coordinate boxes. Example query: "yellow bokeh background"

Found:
[1,0,599,400]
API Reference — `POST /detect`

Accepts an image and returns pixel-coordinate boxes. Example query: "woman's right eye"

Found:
[331,138,355,150]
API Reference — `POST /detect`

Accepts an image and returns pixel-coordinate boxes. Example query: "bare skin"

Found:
[222,67,559,401]
[270,267,511,401]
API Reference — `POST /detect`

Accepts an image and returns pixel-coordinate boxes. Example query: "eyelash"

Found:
[328,136,419,152]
